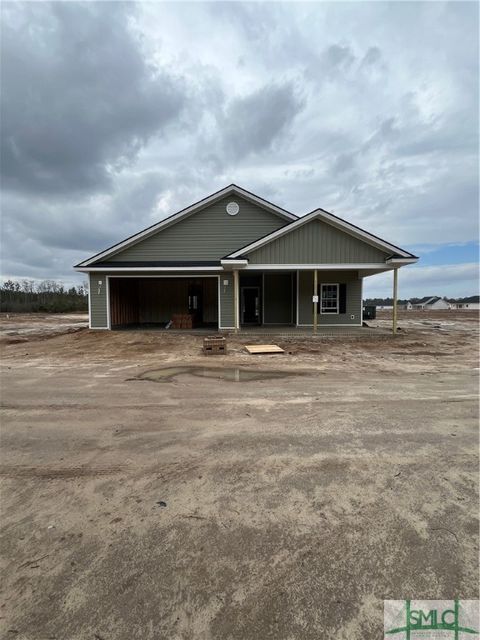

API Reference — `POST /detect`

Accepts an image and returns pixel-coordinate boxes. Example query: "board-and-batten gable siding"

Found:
[102,196,288,263]
[246,219,389,264]
[298,270,362,325]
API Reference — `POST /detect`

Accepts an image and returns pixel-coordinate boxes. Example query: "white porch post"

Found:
[313,269,318,334]
[393,268,398,335]
[233,269,239,333]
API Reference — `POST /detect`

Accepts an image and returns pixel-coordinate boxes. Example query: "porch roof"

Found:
[76,261,408,275]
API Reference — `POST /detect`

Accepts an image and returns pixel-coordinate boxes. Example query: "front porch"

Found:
[115,324,390,338]
[230,268,364,329]
[95,266,401,334]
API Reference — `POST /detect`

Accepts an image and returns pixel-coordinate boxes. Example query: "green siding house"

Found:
[75,185,418,330]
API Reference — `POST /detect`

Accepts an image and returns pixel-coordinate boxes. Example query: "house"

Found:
[74,185,418,330]
[410,296,451,310]
[449,296,480,310]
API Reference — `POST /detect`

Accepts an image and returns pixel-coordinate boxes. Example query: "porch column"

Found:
[233,269,239,333]
[313,269,318,334]
[392,268,398,335]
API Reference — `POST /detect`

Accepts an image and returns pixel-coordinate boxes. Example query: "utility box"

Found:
[203,335,227,356]
[363,305,377,320]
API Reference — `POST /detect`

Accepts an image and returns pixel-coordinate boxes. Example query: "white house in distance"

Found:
[449,296,480,310]
[390,296,479,311]
[410,296,450,310]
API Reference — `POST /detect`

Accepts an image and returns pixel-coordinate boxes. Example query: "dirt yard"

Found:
[0,311,478,639]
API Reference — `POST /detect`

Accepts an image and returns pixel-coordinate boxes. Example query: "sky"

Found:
[1,1,478,299]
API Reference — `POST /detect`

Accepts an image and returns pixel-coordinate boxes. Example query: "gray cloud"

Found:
[220,82,304,159]
[321,44,356,77]
[1,2,187,195]
[0,1,478,297]
[361,46,382,67]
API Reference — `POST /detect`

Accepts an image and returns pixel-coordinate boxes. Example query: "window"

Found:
[321,283,339,314]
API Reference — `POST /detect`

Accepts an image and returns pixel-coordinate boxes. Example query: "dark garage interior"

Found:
[109,277,218,329]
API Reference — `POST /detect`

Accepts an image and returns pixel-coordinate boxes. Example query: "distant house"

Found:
[449,296,480,310]
[411,296,450,310]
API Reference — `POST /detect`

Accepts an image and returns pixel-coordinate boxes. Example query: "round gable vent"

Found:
[226,201,239,216]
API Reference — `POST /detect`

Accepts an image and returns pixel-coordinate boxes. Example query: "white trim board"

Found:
[76,185,297,268]
[77,267,223,273]
[102,275,219,278]
[244,263,395,271]
[78,263,407,273]
[226,210,417,260]
[106,276,111,329]
[87,274,92,329]
[360,278,364,325]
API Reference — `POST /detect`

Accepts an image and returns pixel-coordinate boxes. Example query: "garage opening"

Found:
[109,277,218,329]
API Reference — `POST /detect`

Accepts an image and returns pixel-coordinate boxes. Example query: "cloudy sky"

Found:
[1,1,478,298]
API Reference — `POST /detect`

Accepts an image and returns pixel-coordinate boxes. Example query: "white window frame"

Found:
[320,283,339,315]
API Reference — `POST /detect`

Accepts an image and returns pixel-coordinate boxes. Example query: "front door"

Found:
[241,286,260,324]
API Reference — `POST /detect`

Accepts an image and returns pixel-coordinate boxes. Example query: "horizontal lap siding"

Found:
[89,273,108,328]
[105,196,287,262]
[248,219,389,264]
[219,272,234,328]
[298,271,362,325]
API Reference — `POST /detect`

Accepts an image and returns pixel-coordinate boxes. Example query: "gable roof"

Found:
[412,296,442,305]
[75,184,297,268]
[449,295,480,303]
[224,208,418,260]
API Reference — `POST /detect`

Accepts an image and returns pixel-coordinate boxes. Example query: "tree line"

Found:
[1,279,88,313]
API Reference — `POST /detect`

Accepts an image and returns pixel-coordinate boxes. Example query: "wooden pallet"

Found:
[245,344,285,354]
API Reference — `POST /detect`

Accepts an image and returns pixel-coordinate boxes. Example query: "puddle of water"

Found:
[136,366,298,383]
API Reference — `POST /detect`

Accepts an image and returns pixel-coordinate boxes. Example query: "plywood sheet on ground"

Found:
[245,344,285,354]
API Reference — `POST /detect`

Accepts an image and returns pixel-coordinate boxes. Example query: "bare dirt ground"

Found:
[0,311,478,639]
[0,313,88,343]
